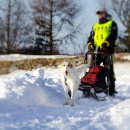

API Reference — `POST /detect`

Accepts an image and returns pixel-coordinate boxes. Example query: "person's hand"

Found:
[88,42,94,52]
[100,41,110,51]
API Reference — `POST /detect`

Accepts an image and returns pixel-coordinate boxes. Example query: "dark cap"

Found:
[96,8,107,15]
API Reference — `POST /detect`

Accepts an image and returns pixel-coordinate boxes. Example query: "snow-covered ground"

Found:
[122,55,130,61]
[0,54,76,61]
[0,62,130,130]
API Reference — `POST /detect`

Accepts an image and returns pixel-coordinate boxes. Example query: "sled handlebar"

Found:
[87,51,106,55]
[87,46,109,55]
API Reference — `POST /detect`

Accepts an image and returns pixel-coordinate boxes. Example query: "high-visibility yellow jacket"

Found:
[93,20,113,47]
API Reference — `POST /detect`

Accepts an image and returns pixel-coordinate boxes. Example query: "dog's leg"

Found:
[61,74,70,105]
[70,93,75,106]
[70,82,80,106]
[63,85,70,105]
[64,90,70,105]
[70,85,76,106]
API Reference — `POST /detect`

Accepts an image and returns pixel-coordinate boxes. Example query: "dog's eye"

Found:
[68,65,70,67]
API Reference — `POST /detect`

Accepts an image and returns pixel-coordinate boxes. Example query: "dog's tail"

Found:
[76,64,88,78]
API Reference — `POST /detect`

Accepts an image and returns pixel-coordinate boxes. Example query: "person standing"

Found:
[87,8,118,96]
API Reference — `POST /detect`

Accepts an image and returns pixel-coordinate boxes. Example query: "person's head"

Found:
[96,8,107,21]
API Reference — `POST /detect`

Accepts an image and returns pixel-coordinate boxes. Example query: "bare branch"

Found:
[30,0,80,54]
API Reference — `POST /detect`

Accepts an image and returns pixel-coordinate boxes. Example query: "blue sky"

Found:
[79,0,99,31]
[77,0,100,40]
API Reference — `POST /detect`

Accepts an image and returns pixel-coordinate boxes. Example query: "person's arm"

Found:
[106,21,118,45]
[87,30,94,44]
[87,27,95,52]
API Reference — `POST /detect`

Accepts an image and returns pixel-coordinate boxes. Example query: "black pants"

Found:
[89,53,116,95]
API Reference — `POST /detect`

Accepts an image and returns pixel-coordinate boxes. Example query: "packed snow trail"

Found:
[0,62,130,130]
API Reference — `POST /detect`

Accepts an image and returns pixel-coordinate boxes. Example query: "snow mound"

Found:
[0,68,64,108]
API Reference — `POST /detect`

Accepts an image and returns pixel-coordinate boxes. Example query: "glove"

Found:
[88,42,94,51]
[100,41,110,51]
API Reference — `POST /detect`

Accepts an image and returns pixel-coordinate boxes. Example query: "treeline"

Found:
[105,0,130,52]
[0,0,81,55]
[0,0,130,55]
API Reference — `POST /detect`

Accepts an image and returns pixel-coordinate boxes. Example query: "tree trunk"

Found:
[31,0,80,55]
[7,0,11,54]
[49,0,53,55]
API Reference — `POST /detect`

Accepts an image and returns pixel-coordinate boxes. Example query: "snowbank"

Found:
[0,68,63,107]
[0,54,85,75]
[122,55,130,61]
[0,54,76,61]
[115,53,130,62]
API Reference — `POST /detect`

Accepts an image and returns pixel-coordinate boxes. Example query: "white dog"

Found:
[59,61,80,106]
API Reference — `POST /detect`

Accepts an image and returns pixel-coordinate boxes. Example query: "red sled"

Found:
[79,66,108,93]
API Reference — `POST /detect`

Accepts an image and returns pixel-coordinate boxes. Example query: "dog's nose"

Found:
[65,71,68,76]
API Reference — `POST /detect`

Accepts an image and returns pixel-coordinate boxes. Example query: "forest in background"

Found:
[0,0,129,55]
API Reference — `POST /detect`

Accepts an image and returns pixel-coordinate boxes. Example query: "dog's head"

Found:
[59,61,73,76]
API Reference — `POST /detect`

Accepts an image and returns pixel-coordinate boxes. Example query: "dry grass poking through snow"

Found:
[114,53,130,62]
[0,56,85,75]
[0,53,129,75]
[0,61,13,74]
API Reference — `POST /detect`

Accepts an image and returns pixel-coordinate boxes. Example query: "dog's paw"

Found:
[70,102,75,106]
[63,102,69,105]
[71,104,75,107]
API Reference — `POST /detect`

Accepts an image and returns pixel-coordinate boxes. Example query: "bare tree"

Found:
[31,0,80,55]
[108,0,130,51]
[0,0,30,53]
